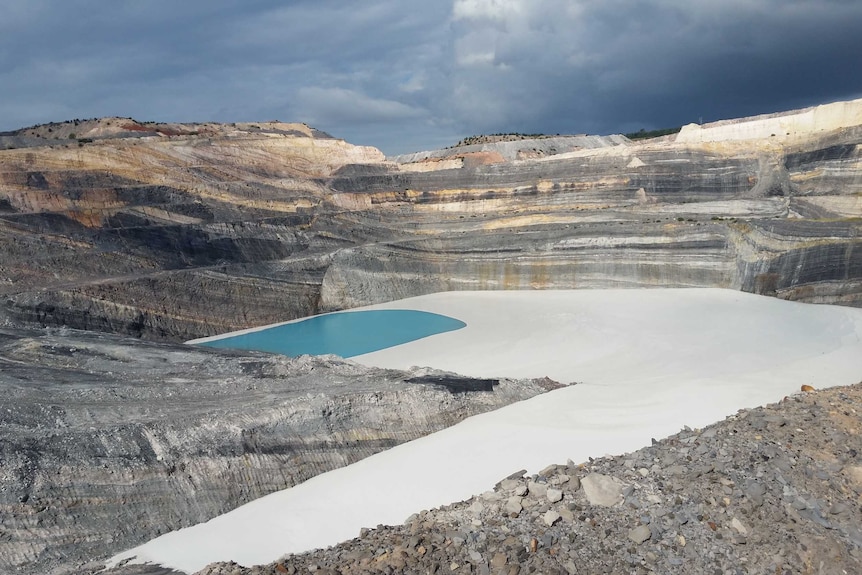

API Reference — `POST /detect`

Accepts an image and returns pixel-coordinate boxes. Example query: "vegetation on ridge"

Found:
[451,125,684,147]
[625,126,682,140]
[453,133,561,147]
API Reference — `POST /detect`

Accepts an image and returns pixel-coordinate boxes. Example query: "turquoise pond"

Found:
[195,309,466,358]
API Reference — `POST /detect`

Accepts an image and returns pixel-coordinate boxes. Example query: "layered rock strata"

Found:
[2,102,861,342]
[0,326,554,575]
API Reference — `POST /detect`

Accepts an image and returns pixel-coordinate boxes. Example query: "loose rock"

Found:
[628,525,652,544]
[543,510,561,526]
[581,473,625,507]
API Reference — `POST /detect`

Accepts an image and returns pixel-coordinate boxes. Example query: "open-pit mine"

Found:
[1,99,861,574]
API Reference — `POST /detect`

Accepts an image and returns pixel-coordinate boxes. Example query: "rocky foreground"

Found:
[187,383,862,575]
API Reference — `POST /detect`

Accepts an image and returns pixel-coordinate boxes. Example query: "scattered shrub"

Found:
[625,126,682,140]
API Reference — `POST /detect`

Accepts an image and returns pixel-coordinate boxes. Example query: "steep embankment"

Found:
[0,326,553,575]
[2,101,861,342]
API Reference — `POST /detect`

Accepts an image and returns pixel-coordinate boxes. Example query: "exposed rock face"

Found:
[2,102,862,342]
[0,122,377,340]
[320,127,862,309]
[0,326,553,575]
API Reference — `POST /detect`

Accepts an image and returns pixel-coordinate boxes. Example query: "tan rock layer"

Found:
[1,111,861,342]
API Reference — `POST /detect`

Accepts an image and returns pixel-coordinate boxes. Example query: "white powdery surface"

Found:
[110,289,862,574]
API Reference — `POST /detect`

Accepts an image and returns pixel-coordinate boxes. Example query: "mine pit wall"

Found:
[318,223,737,311]
[325,154,734,309]
[3,261,330,342]
[317,224,862,312]
[318,140,862,311]
[737,232,862,305]
[2,123,861,342]
[11,218,855,343]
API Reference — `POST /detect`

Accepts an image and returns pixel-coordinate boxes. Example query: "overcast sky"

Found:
[2,0,861,155]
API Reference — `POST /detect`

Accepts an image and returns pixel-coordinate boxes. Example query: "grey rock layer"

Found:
[0,327,554,575]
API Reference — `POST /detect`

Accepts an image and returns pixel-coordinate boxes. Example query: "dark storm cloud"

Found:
[1,1,860,154]
[446,0,862,137]
[0,0,454,151]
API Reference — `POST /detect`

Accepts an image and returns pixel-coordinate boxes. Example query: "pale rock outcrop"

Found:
[581,473,626,507]
[675,98,862,143]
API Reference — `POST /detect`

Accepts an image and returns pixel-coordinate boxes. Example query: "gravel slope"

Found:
[190,382,862,575]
